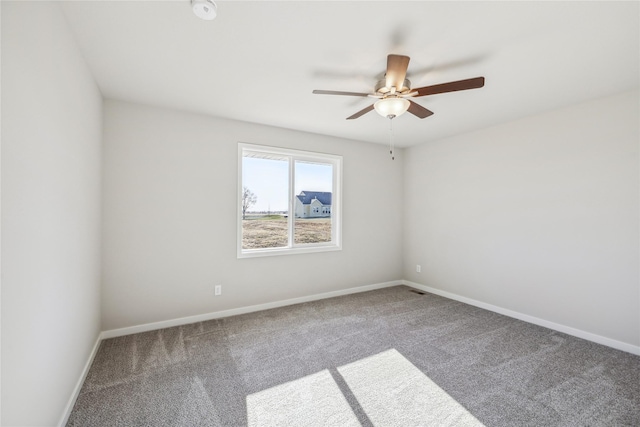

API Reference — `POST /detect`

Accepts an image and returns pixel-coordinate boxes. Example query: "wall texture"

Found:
[403,90,639,348]
[1,2,103,426]
[101,100,404,331]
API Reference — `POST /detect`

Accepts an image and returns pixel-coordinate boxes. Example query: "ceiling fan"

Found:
[313,54,485,120]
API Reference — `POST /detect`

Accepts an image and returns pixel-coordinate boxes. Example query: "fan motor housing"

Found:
[375,78,411,95]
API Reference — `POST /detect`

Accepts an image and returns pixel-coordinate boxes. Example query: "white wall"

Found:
[404,90,639,347]
[101,100,404,331]
[1,2,103,426]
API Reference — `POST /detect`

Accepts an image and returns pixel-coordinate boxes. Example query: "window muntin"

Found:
[238,144,342,258]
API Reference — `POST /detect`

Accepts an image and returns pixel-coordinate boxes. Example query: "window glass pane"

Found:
[242,156,289,249]
[293,160,333,245]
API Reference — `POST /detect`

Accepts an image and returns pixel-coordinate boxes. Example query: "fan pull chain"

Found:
[388,117,395,160]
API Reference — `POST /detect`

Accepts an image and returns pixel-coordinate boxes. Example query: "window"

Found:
[238,143,342,258]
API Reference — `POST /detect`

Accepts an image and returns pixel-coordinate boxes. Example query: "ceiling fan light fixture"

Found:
[312,54,483,122]
[191,0,217,20]
[374,97,410,118]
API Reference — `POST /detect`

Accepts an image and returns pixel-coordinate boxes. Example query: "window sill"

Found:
[238,244,342,259]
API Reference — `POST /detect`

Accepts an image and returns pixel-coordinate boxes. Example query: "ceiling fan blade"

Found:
[313,90,370,97]
[407,100,434,119]
[346,104,375,120]
[413,77,485,97]
[385,54,410,91]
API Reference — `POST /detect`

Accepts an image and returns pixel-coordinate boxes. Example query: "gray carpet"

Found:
[66,286,640,426]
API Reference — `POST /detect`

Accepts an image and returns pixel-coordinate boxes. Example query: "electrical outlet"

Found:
[215,285,222,296]
[416,265,421,273]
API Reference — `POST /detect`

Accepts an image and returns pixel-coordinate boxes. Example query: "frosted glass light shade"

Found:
[374,97,410,118]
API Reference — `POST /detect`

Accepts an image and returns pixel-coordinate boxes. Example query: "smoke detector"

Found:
[191,0,217,20]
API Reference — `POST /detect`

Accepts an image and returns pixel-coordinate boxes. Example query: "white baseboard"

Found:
[402,280,640,356]
[101,280,402,339]
[58,332,103,427]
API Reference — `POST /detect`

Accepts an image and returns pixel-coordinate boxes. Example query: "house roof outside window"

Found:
[297,191,332,205]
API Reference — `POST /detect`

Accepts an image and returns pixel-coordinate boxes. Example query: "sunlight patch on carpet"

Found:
[246,369,360,427]
[338,349,484,426]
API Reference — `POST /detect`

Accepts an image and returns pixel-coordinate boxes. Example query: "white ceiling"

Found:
[60,1,639,147]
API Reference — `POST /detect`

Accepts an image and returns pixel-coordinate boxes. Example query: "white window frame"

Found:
[238,143,342,258]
